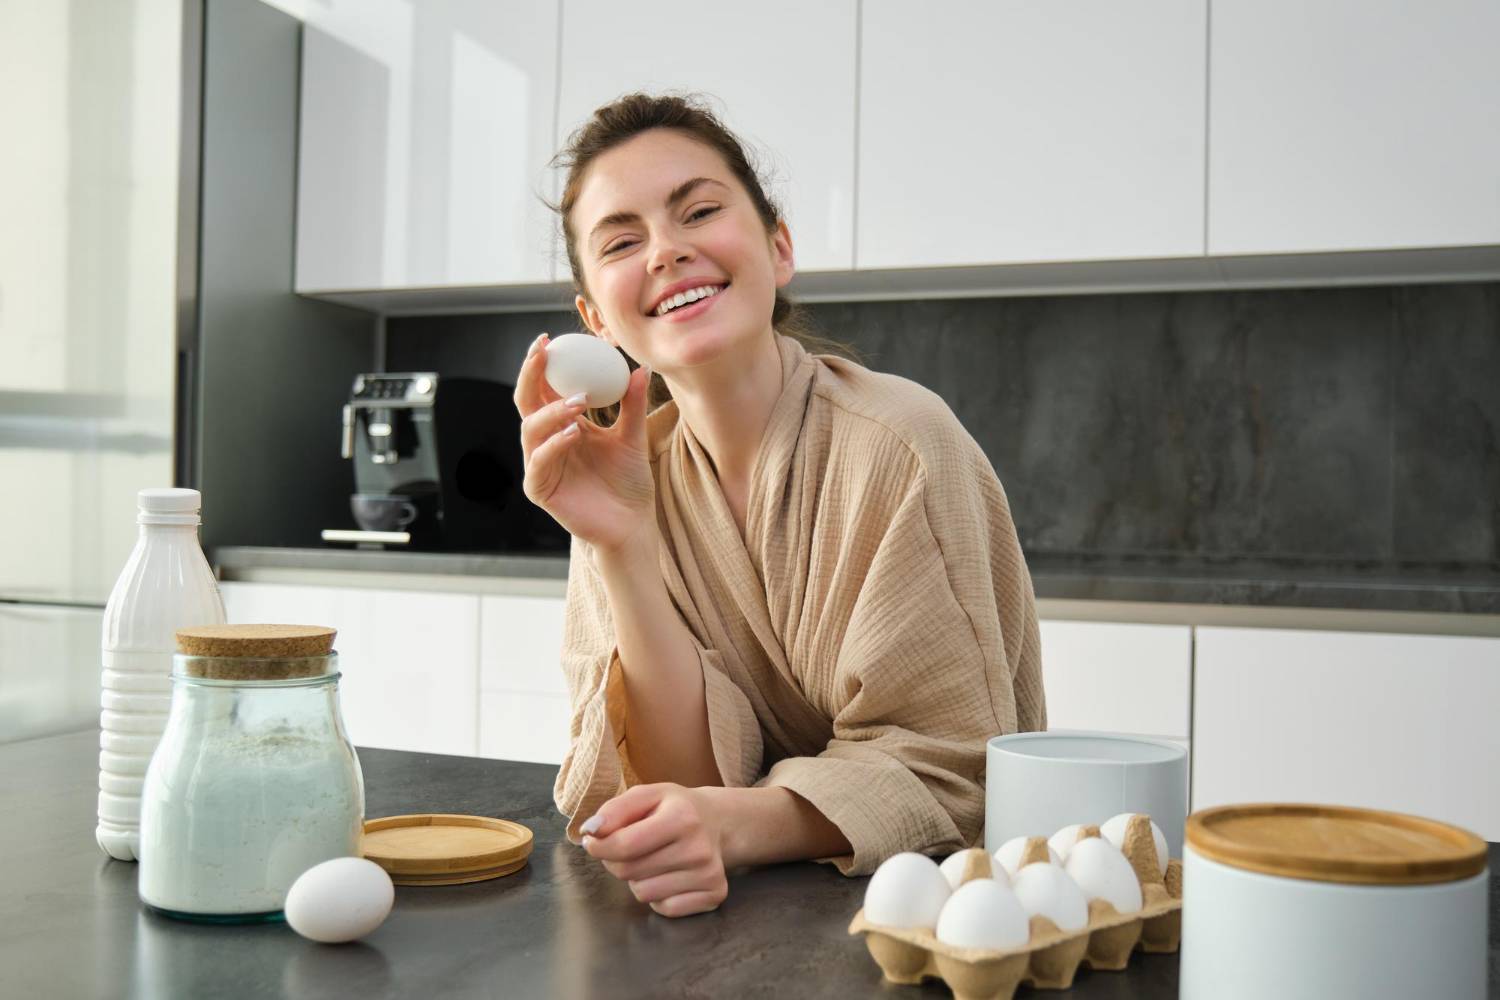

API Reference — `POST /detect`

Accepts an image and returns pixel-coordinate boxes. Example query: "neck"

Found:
[664,331,784,486]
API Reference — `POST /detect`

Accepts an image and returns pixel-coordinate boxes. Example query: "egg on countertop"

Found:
[864,852,952,929]
[934,879,1031,951]
[992,835,1061,878]
[1100,812,1169,876]
[1010,861,1090,932]
[940,848,1010,891]
[1048,823,1087,862]
[544,333,631,408]
[284,857,395,944]
[1064,837,1144,915]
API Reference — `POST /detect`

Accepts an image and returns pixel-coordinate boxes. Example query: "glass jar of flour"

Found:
[138,625,365,922]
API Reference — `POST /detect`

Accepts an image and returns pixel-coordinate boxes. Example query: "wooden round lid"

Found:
[362,814,533,886]
[1186,804,1488,885]
[176,624,336,657]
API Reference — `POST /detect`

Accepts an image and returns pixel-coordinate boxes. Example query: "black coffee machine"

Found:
[322,372,568,552]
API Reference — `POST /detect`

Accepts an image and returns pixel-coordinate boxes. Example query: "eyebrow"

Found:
[588,177,729,247]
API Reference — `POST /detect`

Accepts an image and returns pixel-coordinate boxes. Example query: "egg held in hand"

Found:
[1064,837,1143,915]
[1099,812,1169,877]
[284,857,395,944]
[544,333,632,408]
[864,852,952,928]
[935,879,1031,951]
[1011,861,1090,932]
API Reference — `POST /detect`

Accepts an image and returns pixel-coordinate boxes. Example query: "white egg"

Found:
[1011,862,1090,932]
[940,849,1010,891]
[935,879,1030,951]
[544,333,631,407]
[284,857,395,944]
[1099,812,1169,877]
[992,835,1061,878]
[864,852,952,929]
[1064,837,1143,915]
[1047,823,1087,863]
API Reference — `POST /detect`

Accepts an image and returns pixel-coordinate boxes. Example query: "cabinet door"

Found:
[479,691,570,766]
[556,0,856,272]
[859,0,1206,269]
[1209,0,1500,254]
[1193,626,1500,839]
[219,582,480,757]
[1039,620,1192,740]
[295,0,560,290]
[0,603,103,744]
[478,595,568,764]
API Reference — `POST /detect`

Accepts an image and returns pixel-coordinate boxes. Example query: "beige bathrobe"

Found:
[554,334,1046,875]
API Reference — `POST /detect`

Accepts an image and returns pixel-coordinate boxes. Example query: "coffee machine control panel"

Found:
[352,373,436,403]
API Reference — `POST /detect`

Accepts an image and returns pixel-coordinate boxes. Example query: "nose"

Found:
[646,231,694,274]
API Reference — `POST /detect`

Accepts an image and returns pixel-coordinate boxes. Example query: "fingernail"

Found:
[562,423,580,438]
[528,334,545,357]
[580,813,602,835]
[565,392,589,407]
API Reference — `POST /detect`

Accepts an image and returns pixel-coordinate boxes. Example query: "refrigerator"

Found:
[0,0,184,743]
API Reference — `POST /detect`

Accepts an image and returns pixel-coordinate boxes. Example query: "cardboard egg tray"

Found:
[848,817,1183,1000]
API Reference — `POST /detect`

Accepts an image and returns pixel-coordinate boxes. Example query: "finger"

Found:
[579,783,668,840]
[520,393,591,462]
[609,364,652,445]
[601,836,712,881]
[513,333,561,416]
[628,864,724,906]
[522,419,584,504]
[649,888,727,918]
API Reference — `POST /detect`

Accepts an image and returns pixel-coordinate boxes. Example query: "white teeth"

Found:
[654,284,723,316]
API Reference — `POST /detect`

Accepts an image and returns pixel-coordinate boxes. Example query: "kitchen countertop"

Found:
[3,730,1497,999]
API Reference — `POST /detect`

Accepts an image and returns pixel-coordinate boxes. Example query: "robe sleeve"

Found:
[552,534,765,843]
[759,450,1043,876]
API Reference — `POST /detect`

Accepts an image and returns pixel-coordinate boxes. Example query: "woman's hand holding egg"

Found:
[514,332,656,555]
[578,783,729,918]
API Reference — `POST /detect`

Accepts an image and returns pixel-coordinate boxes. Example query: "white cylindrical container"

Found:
[1180,804,1489,1000]
[96,488,226,861]
[985,731,1188,858]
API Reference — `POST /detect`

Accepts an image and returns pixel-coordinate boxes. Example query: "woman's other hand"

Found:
[580,783,728,918]
[514,333,656,554]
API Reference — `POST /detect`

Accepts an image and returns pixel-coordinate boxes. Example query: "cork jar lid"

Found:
[1186,804,1488,886]
[174,624,337,680]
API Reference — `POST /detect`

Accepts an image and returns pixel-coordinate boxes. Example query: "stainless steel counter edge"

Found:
[213,547,1500,637]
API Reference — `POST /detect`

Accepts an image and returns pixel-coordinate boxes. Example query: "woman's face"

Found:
[569,128,795,377]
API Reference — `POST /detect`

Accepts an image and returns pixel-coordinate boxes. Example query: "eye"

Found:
[686,205,719,223]
[602,238,637,257]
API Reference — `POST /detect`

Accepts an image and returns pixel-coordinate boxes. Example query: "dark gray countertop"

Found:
[214,545,1500,615]
[3,730,1497,999]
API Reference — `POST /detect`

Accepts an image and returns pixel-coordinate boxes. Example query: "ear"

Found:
[770,219,796,290]
[574,295,613,345]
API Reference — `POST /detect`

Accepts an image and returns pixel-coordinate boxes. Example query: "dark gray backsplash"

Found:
[387,282,1499,574]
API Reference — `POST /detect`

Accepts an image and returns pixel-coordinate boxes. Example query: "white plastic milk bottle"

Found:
[97,488,226,860]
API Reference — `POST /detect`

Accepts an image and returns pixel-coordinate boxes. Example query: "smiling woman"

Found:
[512,93,1046,919]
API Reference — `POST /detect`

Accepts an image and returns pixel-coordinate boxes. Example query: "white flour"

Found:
[138,727,363,915]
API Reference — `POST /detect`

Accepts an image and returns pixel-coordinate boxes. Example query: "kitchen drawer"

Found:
[479,594,567,697]
[479,690,570,767]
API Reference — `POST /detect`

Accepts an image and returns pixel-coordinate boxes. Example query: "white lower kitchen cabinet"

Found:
[218,582,480,757]
[1192,626,1500,839]
[1038,620,1192,740]
[477,594,570,766]
[478,690,570,767]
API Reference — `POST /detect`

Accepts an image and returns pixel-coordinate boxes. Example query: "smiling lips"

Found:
[650,283,727,317]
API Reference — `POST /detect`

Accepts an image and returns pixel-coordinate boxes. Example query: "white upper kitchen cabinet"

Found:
[295,0,560,291]
[1208,0,1500,255]
[1193,627,1500,840]
[858,0,1207,270]
[555,0,857,272]
[219,582,481,757]
[1038,620,1192,740]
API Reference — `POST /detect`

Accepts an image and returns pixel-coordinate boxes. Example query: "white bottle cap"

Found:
[137,488,202,514]
[137,488,204,525]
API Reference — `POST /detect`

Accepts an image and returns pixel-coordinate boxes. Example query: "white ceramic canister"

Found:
[1180,804,1489,1000]
[985,731,1189,858]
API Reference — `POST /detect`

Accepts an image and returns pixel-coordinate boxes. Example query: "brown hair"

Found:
[547,92,858,424]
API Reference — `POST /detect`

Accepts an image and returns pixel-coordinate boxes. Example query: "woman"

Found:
[514,94,1045,917]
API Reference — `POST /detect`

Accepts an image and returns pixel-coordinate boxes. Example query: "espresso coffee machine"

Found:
[322,372,568,552]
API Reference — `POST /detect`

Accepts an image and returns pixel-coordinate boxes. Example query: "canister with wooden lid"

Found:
[1180,804,1489,999]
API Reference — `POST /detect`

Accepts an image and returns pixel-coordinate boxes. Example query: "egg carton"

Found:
[848,816,1183,1000]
